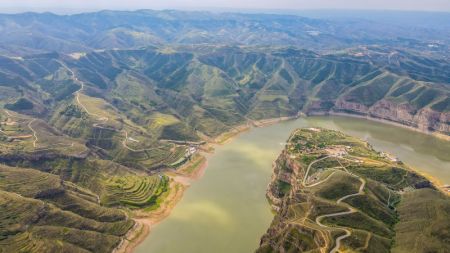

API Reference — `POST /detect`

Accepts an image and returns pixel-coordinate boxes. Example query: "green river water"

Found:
[136,115,450,253]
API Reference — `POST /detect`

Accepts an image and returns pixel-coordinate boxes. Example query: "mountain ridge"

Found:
[0,10,449,57]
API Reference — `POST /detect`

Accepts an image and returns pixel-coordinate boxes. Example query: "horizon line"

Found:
[1,7,450,16]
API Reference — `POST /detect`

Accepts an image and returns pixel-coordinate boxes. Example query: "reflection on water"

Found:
[136,116,450,253]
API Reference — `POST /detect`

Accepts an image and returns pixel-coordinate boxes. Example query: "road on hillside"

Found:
[298,155,368,253]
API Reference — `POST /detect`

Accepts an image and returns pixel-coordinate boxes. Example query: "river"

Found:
[135,115,450,253]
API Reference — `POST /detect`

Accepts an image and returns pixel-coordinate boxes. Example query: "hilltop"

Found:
[0,10,449,57]
[257,128,449,252]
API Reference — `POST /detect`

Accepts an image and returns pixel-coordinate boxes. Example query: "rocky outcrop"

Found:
[259,147,324,252]
[266,149,304,208]
[414,107,450,133]
[266,151,293,210]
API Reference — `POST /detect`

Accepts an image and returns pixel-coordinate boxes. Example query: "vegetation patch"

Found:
[5,98,34,111]
[103,175,169,209]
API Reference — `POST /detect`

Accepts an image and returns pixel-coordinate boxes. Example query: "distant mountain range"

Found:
[0,10,449,56]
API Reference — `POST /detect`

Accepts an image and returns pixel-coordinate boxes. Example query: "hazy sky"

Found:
[1,0,450,13]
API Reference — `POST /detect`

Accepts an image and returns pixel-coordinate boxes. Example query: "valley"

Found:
[0,9,449,253]
[136,116,450,253]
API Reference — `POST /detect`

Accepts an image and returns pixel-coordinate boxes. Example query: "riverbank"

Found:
[407,165,450,196]
[114,155,208,253]
[115,116,297,253]
[116,113,449,252]
[214,116,298,144]
[320,111,450,141]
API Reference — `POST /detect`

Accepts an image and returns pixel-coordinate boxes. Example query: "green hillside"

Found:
[0,165,134,253]
[1,46,448,142]
[257,128,449,253]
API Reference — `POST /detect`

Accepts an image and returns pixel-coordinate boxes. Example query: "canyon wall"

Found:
[322,99,450,136]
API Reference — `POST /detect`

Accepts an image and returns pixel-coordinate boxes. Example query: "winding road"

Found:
[302,155,332,187]
[66,65,109,124]
[27,119,38,148]
[61,63,178,154]
[300,155,367,253]
[3,109,39,148]
[5,110,75,150]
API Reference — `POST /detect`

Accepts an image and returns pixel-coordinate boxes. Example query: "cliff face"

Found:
[333,99,450,134]
[266,150,302,211]
[261,150,327,252]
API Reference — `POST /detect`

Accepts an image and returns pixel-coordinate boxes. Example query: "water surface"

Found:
[136,116,450,253]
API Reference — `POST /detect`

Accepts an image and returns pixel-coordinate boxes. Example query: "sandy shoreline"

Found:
[114,154,209,253]
[115,113,449,253]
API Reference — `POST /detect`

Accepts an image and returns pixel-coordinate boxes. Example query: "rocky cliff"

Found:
[330,99,450,136]
[262,148,327,252]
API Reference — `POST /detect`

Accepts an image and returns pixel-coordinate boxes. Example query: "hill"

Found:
[0,10,449,57]
[0,165,134,253]
[257,128,449,253]
[1,46,448,143]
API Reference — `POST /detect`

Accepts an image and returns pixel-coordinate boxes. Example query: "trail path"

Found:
[65,65,109,123]
[159,139,206,146]
[55,61,109,125]
[387,190,391,207]
[306,171,337,188]
[62,62,166,153]
[297,155,367,253]
[6,110,75,149]
[4,110,39,147]
[27,119,38,148]
[302,155,332,186]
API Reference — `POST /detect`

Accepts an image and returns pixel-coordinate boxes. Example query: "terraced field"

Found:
[103,175,169,209]
[0,165,134,253]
